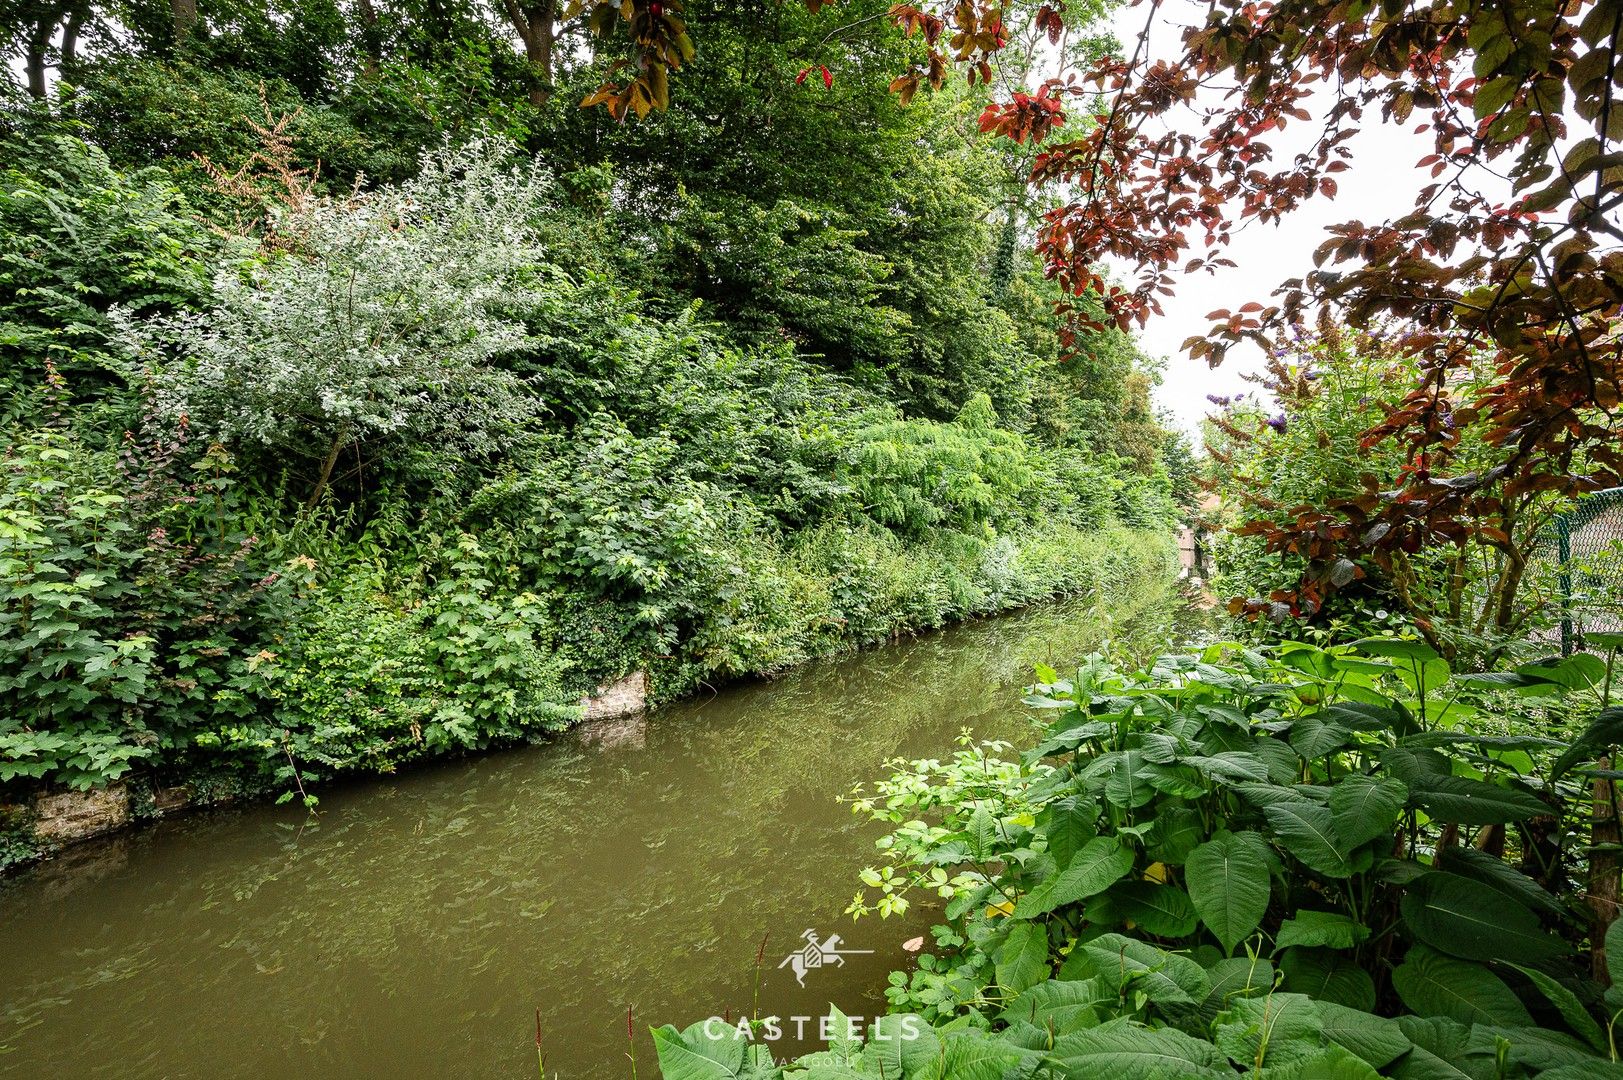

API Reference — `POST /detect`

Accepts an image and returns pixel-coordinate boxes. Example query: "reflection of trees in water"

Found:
[0,580,1198,1078]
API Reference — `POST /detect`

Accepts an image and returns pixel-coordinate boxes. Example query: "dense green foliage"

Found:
[1203,331,1597,666]
[0,0,1184,816]
[655,634,1623,1077]
[8,0,1622,1073]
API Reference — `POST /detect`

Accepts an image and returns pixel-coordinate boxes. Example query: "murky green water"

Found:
[1,583,1204,1078]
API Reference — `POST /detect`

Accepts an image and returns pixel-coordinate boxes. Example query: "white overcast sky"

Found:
[1104,2,1457,439]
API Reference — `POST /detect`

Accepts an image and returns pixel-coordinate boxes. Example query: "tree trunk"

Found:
[60,2,87,70]
[171,0,198,44]
[500,0,557,106]
[355,0,382,76]
[1592,764,1621,983]
[24,12,57,98]
[307,431,348,510]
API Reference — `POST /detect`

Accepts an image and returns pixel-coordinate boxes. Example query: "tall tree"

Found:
[574,0,1621,614]
[7,0,92,96]
[500,0,558,105]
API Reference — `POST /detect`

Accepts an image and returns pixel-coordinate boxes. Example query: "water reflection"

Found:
[0,581,1206,1078]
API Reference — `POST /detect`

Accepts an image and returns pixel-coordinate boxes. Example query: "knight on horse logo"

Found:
[778,928,873,987]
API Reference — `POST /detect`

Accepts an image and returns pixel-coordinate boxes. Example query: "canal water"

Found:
[0,583,1205,1078]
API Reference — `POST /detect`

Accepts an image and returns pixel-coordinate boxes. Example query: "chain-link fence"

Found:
[1546,486,1623,655]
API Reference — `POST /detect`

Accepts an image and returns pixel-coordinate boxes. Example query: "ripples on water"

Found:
[0,581,1212,1078]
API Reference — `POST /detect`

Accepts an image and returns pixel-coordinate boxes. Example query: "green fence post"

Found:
[1557,511,1573,657]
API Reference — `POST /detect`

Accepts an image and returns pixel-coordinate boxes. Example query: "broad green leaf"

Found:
[1235,781,1315,808]
[1050,1018,1227,1079]
[1324,700,1405,728]
[1200,956,1275,1023]
[1391,945,1532,1026]
[1538,1064,1623,1079]
[1146,805,1204,865]
[1351,637,1439,661]
[1081,933,1210,1004]
[1379,746,1452,785]
[1312,1000,1410,1068]
[911,1030,1030,1080]
[966,807,998,860]
[1510,964,1607,1052]
[1451,671,1552,691]
[1463,1025,1605,1072]
[1185,752,1273,784]
[1140,766,1208,800]
[995,977,1110,1034]
[1186,831,1272,952]
[1328,775,1407,847]
[1255,737,1303,784]
[993,921,1050,996]
[1213,992,1324,1069]
[1391,1015,1498,1080]
[1329,657,1397,678]
[1279,947,1376,1012]
[1405,773,1548,825]
[1029,720,1113,758]
[1396,657,1452,700]
[1198,722,1259,755]
[1279,644,1335,679]
[1107,880,1199,937]
[1435,846,1565,918]
[1400,872,1569,963]
[859,1014,936,1078]
[1375,857,1429,884]
[1403,732,1564,753]
[1101,749,1157,808]
[1289,714,1354,759]
[1260,1044,1381,1079]
[1275,910,1368,950]
[1517,653,1607,692]
[651,1022,749,1080]
[1607,917,1623,989]
[1038,795,1097,868]
[1012,836,1132,919]
[822,1005,863,1064]
[1553,707,1623,778]
[1263,801,1362,877]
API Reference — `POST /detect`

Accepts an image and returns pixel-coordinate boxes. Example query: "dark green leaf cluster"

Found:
[711,635,1623,1077]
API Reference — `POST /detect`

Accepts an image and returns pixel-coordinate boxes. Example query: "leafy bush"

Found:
[0,126,211,421]
[845,394,1034,539]
[262,540,577,777]
[136,139,548,507]
[0,416,287,789]
[62,59,421,193]
[1206,330,1573,665]
[656,634,1623,1077]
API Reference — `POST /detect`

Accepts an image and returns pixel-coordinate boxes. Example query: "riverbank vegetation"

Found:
[1202,329,1620,669]
[659,635,1623,1077]
[649,0,1623,1068]
[0,0,1184,856]
[8,0,1623,1069]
